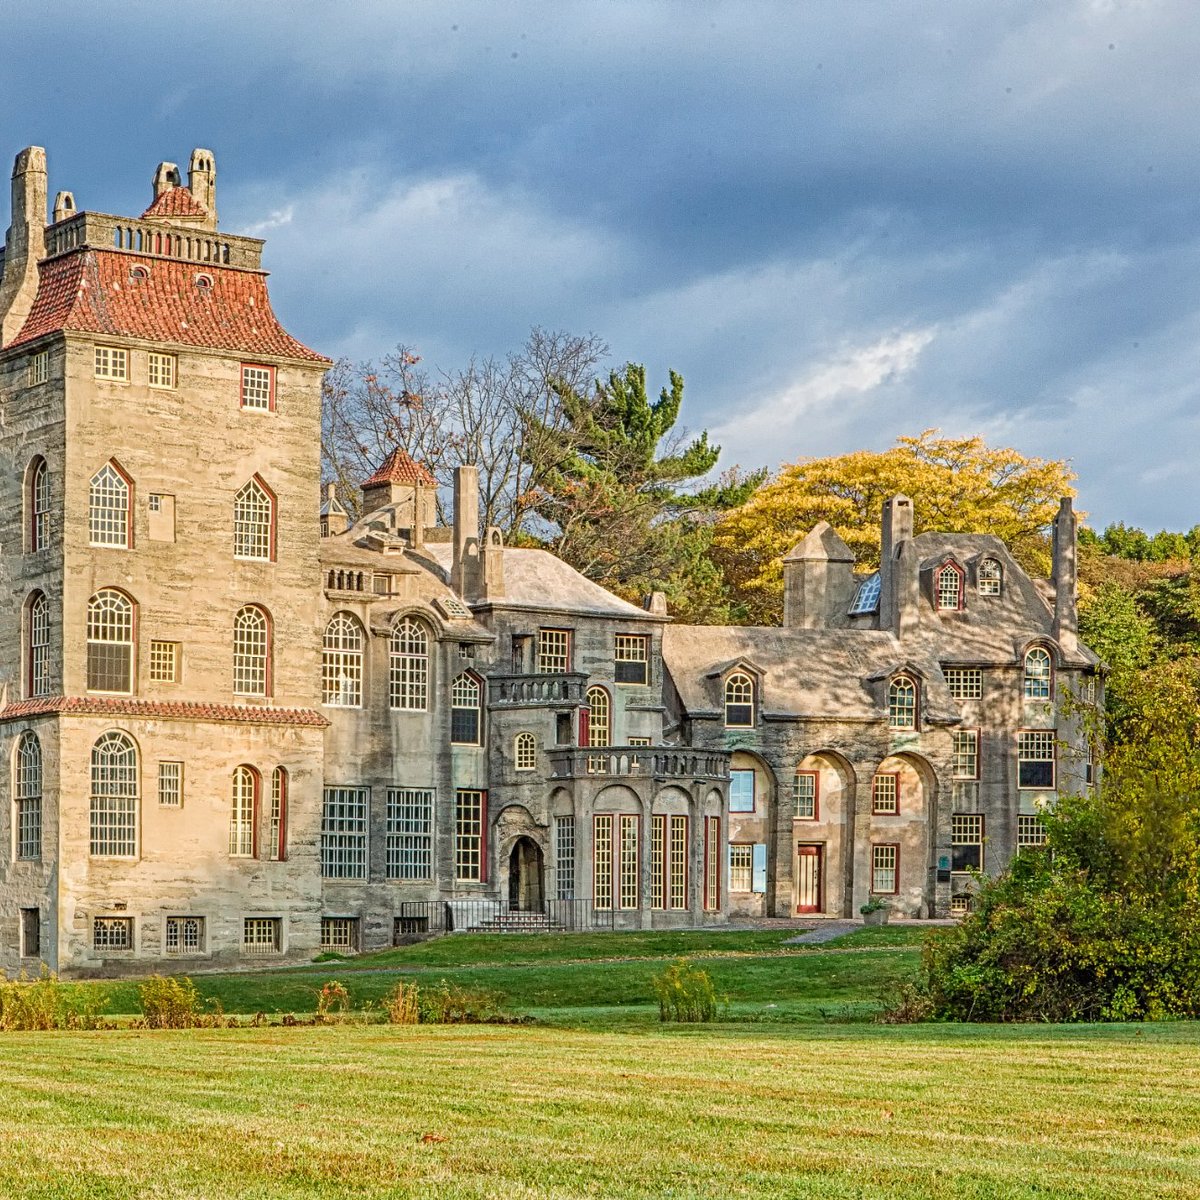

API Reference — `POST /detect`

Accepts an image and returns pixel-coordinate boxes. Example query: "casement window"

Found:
[14,731,42,861]
[386,788,434,880]
[952,813,985,872]
[27,591,50,698]
[28,350,48,386]
[585,686,610,773]
[233,477,275,561]
[94,345,129,381]
[619,814,640,910]
[650,814,689,911]
[165,916,205,954]
[628,736,652,746]
[149,640,180,683]
[157,761,183,807]
[389,617,429,711]
[952,730,980,780]
[554,815,576,900]
[20,909,40,959]
[147,352,177,389]
[240,364,275,411]
[872,772,900,815]
[88,461,132,547]
[321,917,360,952]
[455,789,487,882]
[614,634,649,685]
[232,605,271,696]
[723,671,754,727]
[229,766,260,858]
[729,768,755,813]
[704,816,720,911]
[268,767,289,861]
[944,667,982,700]
[887,675,917,730]
[242,917,281,954]
[514,732,537,771]
[28,457,49,551]
[936,562,965,610]
[849,572,881,616]
[450,673,482,745]
[322,612,364,707]
[537,628,572,673]
[89,731,138,857]
[593,814,613,910]
[321,786,369,879]
[871,844,899,894]
[1023,648,1053,700]
[591,814,638,910]
[86,590,135,694]
[93,916,134,951]
[1018,730,1056,789]
[729,843,754,892]
[793,771,818,820]
[977,558,1002,595]
[1017,814,1048,848]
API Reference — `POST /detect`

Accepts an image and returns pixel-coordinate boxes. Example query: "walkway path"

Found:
[781,921,858,945]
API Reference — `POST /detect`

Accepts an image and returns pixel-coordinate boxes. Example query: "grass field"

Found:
[3,928,1199,1198]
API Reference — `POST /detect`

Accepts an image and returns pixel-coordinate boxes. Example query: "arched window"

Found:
[269,766,289,862]
[586,686,610,747]
[978,558,1002,596]
[89,731,138,857]
[888,674,917,729]
[935,562,964,611]
[14,731,42,861]
[86,589,134,693]
[724,671,754,728]
[233,605,271,697]
[28,457,49,551]
[229,765,259,858]
[389,616,429,711]
[88,461,131,548]
[450,672,481,745]
[233,477,275,561]
[514,732,537,771]
[1024,647,1053,700]
[27,591,50,698]
[322,612,364,707]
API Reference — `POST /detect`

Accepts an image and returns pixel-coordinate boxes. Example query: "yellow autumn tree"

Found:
[711,430,1077,624]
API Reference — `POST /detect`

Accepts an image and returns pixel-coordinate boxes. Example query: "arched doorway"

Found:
[509,836,545,911]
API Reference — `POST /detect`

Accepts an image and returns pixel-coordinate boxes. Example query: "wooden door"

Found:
[795,843,823,913]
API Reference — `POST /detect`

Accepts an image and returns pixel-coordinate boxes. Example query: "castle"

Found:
[0,147,1099,975]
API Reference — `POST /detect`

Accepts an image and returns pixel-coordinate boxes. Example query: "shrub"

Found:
[139,975,204,1029]
[651,959,718,1023]
[0,969,106,1031]
[315,980,350,1023]
[382,981,420,1025]
[417,980,505,1024]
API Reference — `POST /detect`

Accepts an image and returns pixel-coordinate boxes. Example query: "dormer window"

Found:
[724,671,755,728]
[935,562,964,611]
[195,272,214,291]
[849,572,881,616]
[978,558,1002,596]
[129,264,150,282]
[1023,647,1053,700]
[888,674,917,730]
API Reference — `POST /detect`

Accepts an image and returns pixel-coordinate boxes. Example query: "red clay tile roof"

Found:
[8,249,330,363]
[0,695,329,727]
[363,447,437,488]
[141,187,209,220]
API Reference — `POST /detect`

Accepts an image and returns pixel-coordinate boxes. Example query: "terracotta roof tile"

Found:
[141,187,208,220]
[0,695,330,727]
[363,447,437,488]
[9,249,330,363]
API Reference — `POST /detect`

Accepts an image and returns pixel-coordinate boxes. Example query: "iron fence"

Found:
[394,898,615,939]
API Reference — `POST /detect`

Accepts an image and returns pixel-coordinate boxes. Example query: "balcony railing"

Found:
[487,672,589,707]
[395,898,614,937]
[547,747,730,782]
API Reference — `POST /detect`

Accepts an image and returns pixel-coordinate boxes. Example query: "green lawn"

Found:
[1,1021,1198,1198]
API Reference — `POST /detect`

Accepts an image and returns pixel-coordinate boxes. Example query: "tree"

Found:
[710,431,1077,624]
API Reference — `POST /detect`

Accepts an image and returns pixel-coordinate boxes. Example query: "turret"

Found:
[0,146,48,348]
[187,148,217,230]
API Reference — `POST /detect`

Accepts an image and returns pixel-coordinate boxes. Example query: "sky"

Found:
[3,0,1198,530]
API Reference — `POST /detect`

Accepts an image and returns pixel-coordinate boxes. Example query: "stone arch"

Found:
[867,749,938,918]
[650,784,692,813]
[592,783,644,813]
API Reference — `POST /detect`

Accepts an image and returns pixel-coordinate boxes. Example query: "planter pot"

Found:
[862,908,889,927]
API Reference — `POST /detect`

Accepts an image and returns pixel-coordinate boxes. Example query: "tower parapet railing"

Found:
[43,211,264,270]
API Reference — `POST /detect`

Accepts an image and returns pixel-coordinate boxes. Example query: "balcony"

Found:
[547,746,730,783]
[487,672,589,708]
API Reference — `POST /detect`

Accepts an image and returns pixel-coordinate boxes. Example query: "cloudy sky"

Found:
[3,1,1197,529]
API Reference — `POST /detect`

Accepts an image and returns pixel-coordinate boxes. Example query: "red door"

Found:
[795,844,823,913]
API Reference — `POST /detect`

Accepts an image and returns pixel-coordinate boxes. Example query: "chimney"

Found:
[1051,496,1078,655]
[152,161,182,201]
[782,521,855,629]
[0,146,48,348]
[879,494,918,639]
[411,481,426,548]
[481,526,506,599]
[452,465,481,598]
[187,148,217,230]
[52,190,75,224]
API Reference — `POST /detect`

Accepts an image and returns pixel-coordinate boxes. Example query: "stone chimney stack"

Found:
[782,522,855,629]
[152,161,182,201]
[452,465,481,598]
[481,527,506,599]
[52,190,75,224]
[1051,496,1078,655]
[0,146,48,348]
[880,494,919,639]
[187,148,217,230]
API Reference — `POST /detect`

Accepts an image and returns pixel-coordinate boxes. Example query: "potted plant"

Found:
[860,896,890,927]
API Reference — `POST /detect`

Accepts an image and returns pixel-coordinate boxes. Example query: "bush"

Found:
[315,980,350,1023]
[382,981,420,1025]
[0,969,106,1031]
[651,959,718,1023]
[417,980,505,1024]
[139,975,204,1029]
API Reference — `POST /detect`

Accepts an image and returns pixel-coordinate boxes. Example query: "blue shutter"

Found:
[752,843,768,893]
